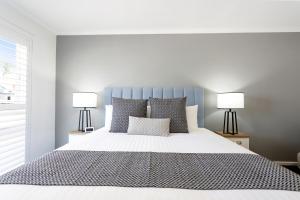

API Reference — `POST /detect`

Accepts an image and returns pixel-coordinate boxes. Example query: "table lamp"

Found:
[73,92,97,132]
[217,92,244,134]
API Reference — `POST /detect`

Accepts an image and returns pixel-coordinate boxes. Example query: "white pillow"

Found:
[105,104,198,131]
[127,116,170,136]
[186,105,198,131]
[104,105,113,130]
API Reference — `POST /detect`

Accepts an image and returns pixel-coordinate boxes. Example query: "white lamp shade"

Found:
[73,92,97,108]
[217,93,244,109]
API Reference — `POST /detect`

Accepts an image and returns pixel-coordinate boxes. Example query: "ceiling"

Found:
[6,0,300,35]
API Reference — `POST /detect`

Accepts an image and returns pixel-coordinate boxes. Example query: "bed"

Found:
[0,87,299,200]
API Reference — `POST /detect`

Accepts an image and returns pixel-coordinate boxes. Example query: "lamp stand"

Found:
[223,109,239,135]
[78,107,92,132]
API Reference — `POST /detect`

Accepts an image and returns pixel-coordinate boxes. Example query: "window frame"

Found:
[0,18,33,162]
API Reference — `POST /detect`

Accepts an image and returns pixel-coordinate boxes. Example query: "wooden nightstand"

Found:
[68,131,91,143]
[215,131,250,149]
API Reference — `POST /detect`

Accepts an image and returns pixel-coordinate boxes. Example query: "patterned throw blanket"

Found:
[0,151,299,191]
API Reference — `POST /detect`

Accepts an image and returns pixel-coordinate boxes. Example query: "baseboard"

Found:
[275,161,298,166]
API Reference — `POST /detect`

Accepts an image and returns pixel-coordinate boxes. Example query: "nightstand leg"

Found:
[223,111,226,133]
[81,110,84,131]
[85,110,88,128]
[78,110,82,131]
[88,110,92,127]
[231,111,235,134]
[226,111,229,133]
[234,112,238,133]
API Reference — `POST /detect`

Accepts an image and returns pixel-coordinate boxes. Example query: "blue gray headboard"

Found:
[104,87,204,127]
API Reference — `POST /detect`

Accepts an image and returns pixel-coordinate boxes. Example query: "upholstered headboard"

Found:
[104,87,204,127]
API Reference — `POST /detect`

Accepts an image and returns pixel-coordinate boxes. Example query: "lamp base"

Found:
[223,109,239,135]
[78,108,92,132]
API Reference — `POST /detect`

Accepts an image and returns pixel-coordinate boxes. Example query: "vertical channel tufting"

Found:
[184,88,195,106]
[174,88,184,98]
[163,88,174,99]
[143,87,152,99]
[132,88,142,99]
[153,88,163,98]
[104,87,113,105]
[194,87,204,127]
[104,86,204,127]
[122,87,132,99]
[112,88,122,98]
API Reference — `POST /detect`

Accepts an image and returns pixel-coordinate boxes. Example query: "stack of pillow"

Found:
[105,97,198,136]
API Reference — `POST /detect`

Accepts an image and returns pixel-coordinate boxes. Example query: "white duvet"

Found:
[1,128,299,200]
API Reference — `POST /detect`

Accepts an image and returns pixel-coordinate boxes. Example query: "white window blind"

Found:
[0,37,28,175]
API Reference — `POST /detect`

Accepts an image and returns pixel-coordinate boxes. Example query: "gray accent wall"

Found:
[56,33,300,161]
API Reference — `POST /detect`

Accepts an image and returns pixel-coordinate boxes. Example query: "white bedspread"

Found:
[1,128,299,200]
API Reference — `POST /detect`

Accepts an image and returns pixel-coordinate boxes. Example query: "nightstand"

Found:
[68,131,91,143]
[215,131,250,149]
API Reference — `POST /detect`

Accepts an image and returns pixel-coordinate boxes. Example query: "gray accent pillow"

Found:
[110,98,147,133]
[127,116,170,136]
[149,97,188,133]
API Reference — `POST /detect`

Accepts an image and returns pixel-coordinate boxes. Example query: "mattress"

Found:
[1,128,299,200]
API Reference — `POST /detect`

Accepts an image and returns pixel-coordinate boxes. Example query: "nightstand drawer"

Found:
[68,131,91,143]
[214,131,250,150]
[228,138,249,149]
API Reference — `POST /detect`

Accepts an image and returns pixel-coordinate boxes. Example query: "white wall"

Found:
[0,2,56,161]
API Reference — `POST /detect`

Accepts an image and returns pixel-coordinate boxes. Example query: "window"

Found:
[0,38,27,104]
[0,36,28,175]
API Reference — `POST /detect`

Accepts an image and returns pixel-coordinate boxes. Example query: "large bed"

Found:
[0,87,299,199]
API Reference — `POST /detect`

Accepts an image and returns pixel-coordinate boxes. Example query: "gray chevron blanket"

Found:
[0,151,299,191]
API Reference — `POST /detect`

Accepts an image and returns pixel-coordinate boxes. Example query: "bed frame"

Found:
[104,87,204,127]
